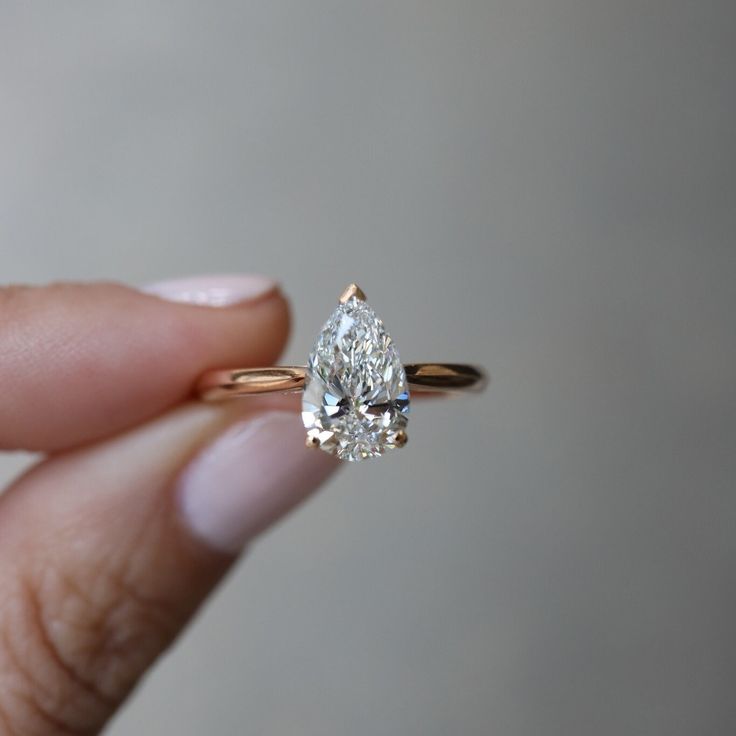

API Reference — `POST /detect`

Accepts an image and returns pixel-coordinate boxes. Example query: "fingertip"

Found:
[0,278,293,452]
[178,410,339,554]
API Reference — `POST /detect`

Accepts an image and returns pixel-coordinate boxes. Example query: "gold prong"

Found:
[394,430,408,448]
[339,283,367,304]
[306,430,321,448]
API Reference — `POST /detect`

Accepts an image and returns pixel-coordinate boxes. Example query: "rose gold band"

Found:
[197,363,488,401]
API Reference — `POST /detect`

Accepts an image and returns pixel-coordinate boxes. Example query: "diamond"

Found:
[301,288,410,461]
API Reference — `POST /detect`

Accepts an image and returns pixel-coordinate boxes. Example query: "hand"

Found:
[0,276,338,735]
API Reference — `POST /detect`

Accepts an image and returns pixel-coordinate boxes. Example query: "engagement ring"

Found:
[197,284,487,461]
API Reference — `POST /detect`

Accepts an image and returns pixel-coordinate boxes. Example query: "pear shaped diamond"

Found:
[302,288,410,461]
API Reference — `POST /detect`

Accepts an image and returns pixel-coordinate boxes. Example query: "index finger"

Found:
[0,276,289,452]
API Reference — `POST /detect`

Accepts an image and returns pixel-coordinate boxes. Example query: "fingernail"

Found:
[178,411,338,553]
[143,274,278,307]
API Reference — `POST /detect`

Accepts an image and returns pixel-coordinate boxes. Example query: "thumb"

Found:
[0,395,337,734]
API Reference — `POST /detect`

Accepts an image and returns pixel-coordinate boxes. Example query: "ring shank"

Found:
[197,364,487,401]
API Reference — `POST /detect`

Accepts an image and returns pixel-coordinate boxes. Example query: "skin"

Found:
[0,281,335,735]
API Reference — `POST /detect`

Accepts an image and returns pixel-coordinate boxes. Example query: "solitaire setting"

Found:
[196,284,487,462]
[301,284,411,461]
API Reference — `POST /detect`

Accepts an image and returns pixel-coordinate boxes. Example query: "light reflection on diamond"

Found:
[301,296,410,461]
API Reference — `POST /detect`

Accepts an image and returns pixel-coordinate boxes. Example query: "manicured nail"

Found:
[178,411,338,553]
[143,274,278,307]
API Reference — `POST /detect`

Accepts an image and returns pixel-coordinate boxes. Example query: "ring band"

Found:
[197,363,487,400]
[196,283,487,462]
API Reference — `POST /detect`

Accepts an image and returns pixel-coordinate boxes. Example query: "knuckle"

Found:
[0,551,179,735]
[0,575,101,736]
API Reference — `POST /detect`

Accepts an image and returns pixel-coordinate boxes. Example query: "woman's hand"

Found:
[0,276,337,735]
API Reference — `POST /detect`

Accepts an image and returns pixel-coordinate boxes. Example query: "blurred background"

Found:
[1,2,735,734]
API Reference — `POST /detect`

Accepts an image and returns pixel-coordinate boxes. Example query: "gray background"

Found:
[1,2,735,734]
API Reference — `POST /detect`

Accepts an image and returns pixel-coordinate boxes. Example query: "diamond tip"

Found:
[339,283,367,303]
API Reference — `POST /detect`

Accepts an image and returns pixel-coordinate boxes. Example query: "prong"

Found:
[394,430,408,448]
[306,430,322,448]
[339,283,367,304]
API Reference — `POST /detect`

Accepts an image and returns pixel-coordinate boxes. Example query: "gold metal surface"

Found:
[196,366,306,401]
[197,363,487,400]
[338,283,367,303]
[402,363,488,394]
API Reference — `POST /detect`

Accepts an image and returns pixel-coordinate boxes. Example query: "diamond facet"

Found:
[301,290,410,461]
